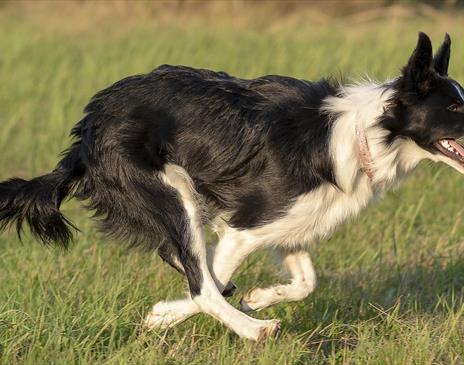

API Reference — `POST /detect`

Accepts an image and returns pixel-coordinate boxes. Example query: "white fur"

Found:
[323,82,429,192]
[323,83,394,193]
[208,228,258,291]
[240,250,316,312]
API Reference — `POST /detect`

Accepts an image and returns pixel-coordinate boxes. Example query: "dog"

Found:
[1,32,463,341]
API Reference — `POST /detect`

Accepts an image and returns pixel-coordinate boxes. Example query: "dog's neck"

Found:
[355,124,374,182]
[324,81,425,194]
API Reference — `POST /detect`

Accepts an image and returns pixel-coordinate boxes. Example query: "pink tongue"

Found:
[447,139,464,156]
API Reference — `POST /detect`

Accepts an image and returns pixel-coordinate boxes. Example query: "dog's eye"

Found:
[448,104,460,112]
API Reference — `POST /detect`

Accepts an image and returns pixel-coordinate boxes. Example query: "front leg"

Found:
[240,250,316,312]
[145,228,261,331]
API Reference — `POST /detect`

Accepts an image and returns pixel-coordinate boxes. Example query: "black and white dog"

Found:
[1,32,464,341]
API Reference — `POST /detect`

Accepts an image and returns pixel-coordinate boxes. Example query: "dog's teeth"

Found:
[441,140,451,150]
[439,140,464,159]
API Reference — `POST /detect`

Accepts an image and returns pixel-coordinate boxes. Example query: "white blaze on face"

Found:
[453,83,464,103]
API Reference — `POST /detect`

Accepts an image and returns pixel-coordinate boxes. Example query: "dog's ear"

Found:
[433,33,451,76]
[400,32,434,93]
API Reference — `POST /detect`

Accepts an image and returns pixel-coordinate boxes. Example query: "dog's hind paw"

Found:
[256,319,281,341]
[144,311,178,330]
[143,301,190,330]
[239,288,271,312]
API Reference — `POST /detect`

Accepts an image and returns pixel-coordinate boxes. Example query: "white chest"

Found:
[244,180,375,248]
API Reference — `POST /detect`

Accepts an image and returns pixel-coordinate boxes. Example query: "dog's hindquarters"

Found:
[79,146,281,338]
[0,99,282,339]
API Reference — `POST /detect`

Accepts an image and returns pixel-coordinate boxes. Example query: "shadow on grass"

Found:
[282,257,464,359]
[47,255,464,361]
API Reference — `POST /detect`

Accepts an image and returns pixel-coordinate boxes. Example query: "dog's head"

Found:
[382,32,464,173]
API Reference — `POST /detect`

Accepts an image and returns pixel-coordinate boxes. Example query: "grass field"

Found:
[2,2,464,364]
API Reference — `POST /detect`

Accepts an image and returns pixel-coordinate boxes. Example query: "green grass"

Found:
[2,6,464,364]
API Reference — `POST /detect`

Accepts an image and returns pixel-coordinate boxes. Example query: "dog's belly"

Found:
[237,180,374,248]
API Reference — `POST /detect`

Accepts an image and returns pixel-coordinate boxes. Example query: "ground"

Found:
[1,2,464,364]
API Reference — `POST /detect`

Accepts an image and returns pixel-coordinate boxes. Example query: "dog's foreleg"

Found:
[207,244,237,297]
[239,250,316,312]
[189,238,280,341]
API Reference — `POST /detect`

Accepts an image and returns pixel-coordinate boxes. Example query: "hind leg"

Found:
[157,242,236,296]
[145,228,256,329]
[145,165,279,340]
[158,243,185,274]
[240,250,316,312]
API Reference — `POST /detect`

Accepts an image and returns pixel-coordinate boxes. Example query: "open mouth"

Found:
[435,138,464,165]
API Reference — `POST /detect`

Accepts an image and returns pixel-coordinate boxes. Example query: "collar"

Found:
[355,124,374,182]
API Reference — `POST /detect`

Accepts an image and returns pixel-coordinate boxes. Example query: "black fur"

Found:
[382,33,464,155]
[81,66,338,232]
[0,66,337,296]
[70,113,203,294]
[399,32,435,94]
[0,143,83,247]
[433,33,451,77]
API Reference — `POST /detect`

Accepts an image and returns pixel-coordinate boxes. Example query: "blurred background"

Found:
[2,0,464,171]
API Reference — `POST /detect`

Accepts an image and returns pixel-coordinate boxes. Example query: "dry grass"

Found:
[3,0,464,35]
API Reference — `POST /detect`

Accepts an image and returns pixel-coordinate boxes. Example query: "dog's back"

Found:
[70,65,338,244]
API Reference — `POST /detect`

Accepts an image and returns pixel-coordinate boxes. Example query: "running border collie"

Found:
[1,32,464,341]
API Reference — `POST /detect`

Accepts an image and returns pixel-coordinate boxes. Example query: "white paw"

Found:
[239,288,274,312]
[256,319,281,341]
[144,301,185,330]
[235,318,281,341]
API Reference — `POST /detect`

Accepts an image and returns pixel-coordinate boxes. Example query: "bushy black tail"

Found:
[0,143,84,247]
